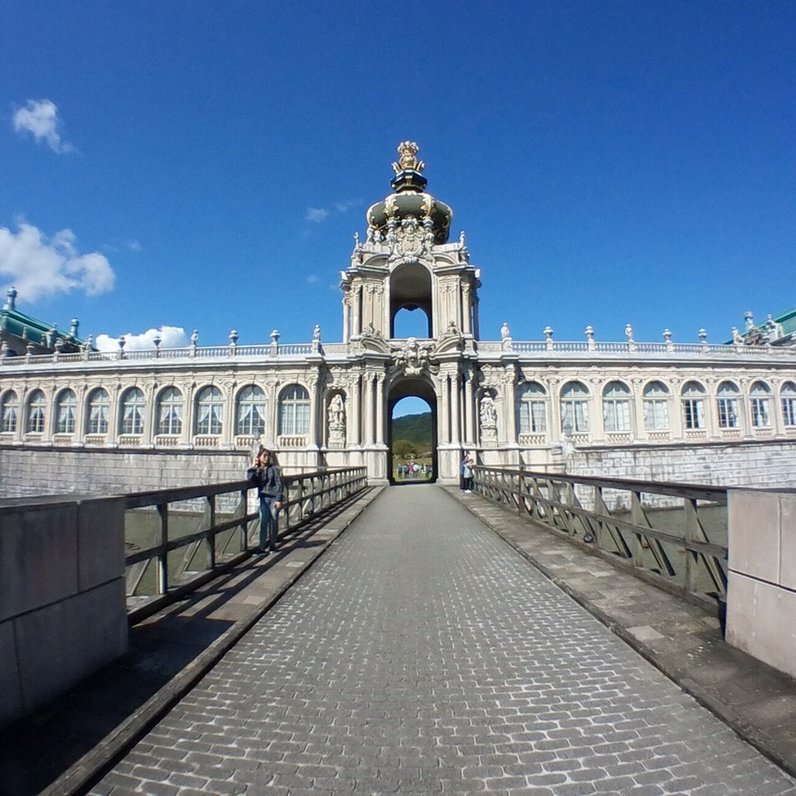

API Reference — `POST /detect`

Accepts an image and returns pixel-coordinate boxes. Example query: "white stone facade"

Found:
[2,142,796,493]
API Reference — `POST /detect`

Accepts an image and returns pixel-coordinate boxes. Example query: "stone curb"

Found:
[41,486,384,796]
[449,487,796,781]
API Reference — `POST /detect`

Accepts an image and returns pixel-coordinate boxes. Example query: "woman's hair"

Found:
[257,446,279,466]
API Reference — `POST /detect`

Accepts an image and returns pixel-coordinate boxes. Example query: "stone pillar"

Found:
[143,382,157,447]
[108,383,121,446]
[364,372,375,445]
[221,382,235,449]
[450,369,461,445]
[439,372,451,444]
[375,373,385,445]
[463,369,475,446]
[502,374,517,445]
[181,383,195,447]
[349,374,361,447]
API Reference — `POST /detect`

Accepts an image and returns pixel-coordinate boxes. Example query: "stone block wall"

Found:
[0,446,251,499]
[0,497,128,728]
[567,440,796,489]
[726,490,796,679]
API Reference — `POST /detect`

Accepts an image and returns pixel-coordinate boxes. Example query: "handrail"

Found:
[123,466,368,614]
[472,465,728,605]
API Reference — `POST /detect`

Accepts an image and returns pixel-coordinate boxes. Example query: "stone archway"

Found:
[387,375,438,483]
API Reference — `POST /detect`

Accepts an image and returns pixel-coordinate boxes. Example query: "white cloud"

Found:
[335,201,354,213]
[306,274,318,284]
[306,207,329,223]
[0,222,115,301]
[12,99,75,154]
[127,239,142,252]
[94,326,188,353]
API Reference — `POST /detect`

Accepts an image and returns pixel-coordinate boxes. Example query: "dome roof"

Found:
[366,142,452,245]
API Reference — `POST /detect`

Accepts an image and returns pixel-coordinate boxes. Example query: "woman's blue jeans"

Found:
[258,495,279,550]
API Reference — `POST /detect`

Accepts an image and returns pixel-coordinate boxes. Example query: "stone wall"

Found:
[0,497,128,728]
[566,440,796,489]
[0,446,251,499]
[726,490,796,679]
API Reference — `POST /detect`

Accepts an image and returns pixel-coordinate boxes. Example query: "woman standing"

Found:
[247,447,284,553]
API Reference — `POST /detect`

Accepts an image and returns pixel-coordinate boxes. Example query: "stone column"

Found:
[348,374,361,447]
[364,372,375,445]
[181,382,195,447]
[108,383,121,446]
[143,382,157,447]
[463,368,475,446]
[450,368,461,445]
[375,373,385,445]
[441,372,453,444]
[502,372,517,445]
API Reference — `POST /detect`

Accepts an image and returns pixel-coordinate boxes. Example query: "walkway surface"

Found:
[3,484,796,795]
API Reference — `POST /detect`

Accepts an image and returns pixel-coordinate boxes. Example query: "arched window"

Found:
[681,381,706,430]
[750,381,771,428]
[781,382,796,427]
[643,381,669,431]
[560,381,589,434]
[157,387,183,435]
[516,382,547,435]
[279,384,310,436]
[26,389,46,434]
[120,387,145,435]
[717,381,740,429]
[236,385,267,436]
[195,386,223,435]
[602,381,631,433]
[1,390,18,433]
[86,388,110,434]
[54,389,77,434]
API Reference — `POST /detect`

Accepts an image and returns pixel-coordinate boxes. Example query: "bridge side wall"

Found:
[565,440,796,489]
[0,498,127,729]
[726,490,796,679]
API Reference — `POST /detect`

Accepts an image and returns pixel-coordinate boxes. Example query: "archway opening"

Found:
[389,263,433,337]
[393,305,431,339]
[388,377,437,484]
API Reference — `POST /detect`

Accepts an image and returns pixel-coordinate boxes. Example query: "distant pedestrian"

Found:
[460,453,469,491]
[247,446,284,554]
[462,454,474,493]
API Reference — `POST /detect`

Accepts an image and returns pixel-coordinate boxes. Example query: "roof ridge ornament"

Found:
[392,141,424,175]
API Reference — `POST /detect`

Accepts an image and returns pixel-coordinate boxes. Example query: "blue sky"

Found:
[2,1,795,360]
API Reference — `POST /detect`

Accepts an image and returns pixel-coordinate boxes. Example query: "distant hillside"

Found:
[392,412,432,450]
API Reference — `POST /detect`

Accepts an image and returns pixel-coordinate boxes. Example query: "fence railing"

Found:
[473,466,728,605]
[123,466,368,615]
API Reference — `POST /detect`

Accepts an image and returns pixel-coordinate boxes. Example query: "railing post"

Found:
[207,494,216,570]
[157,501,169,595]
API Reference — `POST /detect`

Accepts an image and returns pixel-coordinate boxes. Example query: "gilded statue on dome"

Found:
[392,141,424,174]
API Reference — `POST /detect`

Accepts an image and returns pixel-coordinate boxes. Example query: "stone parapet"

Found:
[0,497,128,728]
[727,489,796,678]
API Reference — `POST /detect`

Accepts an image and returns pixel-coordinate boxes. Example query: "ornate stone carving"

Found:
[391,337,436,377]
[392,141,424,174]
[327,393,346,447]
[479,393,498,442]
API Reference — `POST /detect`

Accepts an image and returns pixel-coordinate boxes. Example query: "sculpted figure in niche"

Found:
[327,393,346,446]
[479,394,497,435]
[328,394,345,431]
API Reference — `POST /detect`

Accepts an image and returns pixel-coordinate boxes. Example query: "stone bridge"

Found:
[1,481,795,795]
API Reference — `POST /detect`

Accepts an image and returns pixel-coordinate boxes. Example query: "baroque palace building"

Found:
[1,141,796,495]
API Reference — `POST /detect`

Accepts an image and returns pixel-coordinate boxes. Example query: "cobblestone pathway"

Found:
[92,485,796,795]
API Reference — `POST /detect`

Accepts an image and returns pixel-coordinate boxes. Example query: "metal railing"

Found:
[473,466,728,605]
[123,466,368,614]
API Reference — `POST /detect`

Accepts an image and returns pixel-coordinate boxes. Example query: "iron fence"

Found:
[123,466,368,613]
[473,466,728,605]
